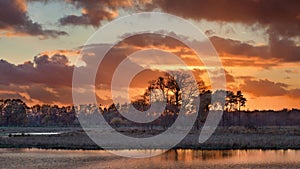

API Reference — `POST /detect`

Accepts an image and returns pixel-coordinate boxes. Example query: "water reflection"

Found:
[0,149,299,169]
[163,149,236,161]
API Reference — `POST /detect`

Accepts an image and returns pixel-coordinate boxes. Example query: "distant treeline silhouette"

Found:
[0,98,299,128]
[0,73,299,127]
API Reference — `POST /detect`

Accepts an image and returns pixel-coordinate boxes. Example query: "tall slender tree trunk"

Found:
[175,92,179,107]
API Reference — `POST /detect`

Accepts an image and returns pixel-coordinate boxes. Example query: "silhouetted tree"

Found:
[236,91,247,111]
[143,72,204,110]
[0,99,4,125]
[225,91,237,111]
[1,99,28,126]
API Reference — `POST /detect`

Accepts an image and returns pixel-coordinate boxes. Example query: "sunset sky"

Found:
[0,0,299,110]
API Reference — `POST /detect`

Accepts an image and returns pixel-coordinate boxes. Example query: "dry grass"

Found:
[0,126,300,150]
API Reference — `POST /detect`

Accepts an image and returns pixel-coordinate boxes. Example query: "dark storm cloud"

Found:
[149,0,300,38]
[148,0,300,64]
[54,0,300,65]
[0,54,100,104]
[0,0,67,38]
[268,34,300,62]
[120,32,299,65]
[54,0,300,36]
[27,1,300,63]
[59,15,90,26]
[119,32,299,69]
[0,54,73,87]
[0,55,73,104]
[210,36,300,63]
[210,36,269,58]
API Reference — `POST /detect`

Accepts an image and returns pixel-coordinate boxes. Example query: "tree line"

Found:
[0,73,247,127]
[0,99,77,127]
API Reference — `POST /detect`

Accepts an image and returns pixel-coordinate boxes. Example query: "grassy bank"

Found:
[0,126,300,150]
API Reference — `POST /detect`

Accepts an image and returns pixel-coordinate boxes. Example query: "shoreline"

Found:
[1,126,300,150]
[1,145,300,151]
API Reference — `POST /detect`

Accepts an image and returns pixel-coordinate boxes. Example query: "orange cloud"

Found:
[240,79,288,97]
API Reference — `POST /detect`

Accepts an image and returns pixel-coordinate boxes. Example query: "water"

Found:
[6,132,62,136]
[0,149,299,169]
